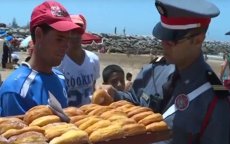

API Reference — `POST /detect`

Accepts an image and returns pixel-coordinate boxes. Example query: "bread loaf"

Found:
[0,119,27,134]
[63,107,84,117]
[146,121,168,132]
[89,124,124,143]
[44,123,78,141]
[8,131,47,144]
[49,129,89,144]
[29,115,61,127]
[2,125,44,139]
[85,120,111,135]
[23,105,53,124]
[138,113,163,126]
[122,123,146,136]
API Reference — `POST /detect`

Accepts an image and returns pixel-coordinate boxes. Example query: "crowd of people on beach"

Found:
[0,0,229,144]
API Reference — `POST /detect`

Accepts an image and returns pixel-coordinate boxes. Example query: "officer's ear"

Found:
[193,33,205,45]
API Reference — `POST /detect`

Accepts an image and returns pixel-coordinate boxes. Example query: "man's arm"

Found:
[113,64,155,106]
[0,93,37,116]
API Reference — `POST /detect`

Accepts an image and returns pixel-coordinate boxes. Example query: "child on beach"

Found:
[102,64,125,91]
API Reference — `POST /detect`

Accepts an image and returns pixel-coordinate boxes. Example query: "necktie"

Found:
[160,70,180,113]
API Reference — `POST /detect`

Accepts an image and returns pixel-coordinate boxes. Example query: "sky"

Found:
[0,0,229,42]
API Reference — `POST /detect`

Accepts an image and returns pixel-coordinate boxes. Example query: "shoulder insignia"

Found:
[206,70,230,98]
[149,56,166,64]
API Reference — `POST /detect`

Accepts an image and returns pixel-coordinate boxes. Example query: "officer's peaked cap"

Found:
[153,0,220,41]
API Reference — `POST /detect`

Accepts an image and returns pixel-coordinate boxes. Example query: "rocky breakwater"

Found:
[84,33,230,56]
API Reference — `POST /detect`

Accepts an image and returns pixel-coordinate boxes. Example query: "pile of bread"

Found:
[0,100,168,144]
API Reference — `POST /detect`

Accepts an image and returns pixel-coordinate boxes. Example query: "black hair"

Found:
[31,24,53,44]
[102,64,124,83]
[126,72,132,80]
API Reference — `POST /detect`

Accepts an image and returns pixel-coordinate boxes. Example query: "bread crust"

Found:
[0,120,27,134]
[63,107,84,117]
[44,123,78,141]
[49,129,89,144]
[89,124,124,143]
[8,131,47,143]
[127,107,152,117]
[146,121,168,132]
[23,105,53,124]
[2,125,44,139]
[138,113,163,126]
[122,123,146,136]
[29,115,61,127]
[109,100,133,108]
[85,120,111,135]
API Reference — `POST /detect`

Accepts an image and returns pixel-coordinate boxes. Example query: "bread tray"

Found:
[95,129,172,144]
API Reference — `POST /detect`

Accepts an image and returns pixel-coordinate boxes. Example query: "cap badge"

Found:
[51,6,68,17]
[175,94,189,111]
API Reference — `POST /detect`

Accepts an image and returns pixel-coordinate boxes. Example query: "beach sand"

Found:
[0,52,223,85]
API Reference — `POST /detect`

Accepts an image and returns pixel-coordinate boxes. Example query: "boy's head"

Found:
[102,64,125,91]
[126,72,132,81]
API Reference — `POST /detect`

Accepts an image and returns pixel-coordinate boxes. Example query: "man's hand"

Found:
[97,84,117,99]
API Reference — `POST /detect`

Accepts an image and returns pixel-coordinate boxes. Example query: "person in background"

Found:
[0,1,79,116]
[1,35,13,69]
[25,40,34,62]
[100,0,230,143]
[11,52,20,69]
[57,14,100,107]
[102,64,125,91]
[125,72,133,91]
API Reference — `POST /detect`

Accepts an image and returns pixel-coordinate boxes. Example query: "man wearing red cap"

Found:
[57,14,100,107]
[100,0,230,143]
[0,1,79,116]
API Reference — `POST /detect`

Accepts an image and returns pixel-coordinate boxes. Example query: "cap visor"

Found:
[152,22,189,41]
[152,22,176,41]
[49,20,79,32]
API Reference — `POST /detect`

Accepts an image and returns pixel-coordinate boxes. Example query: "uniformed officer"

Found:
[100,0,230,143]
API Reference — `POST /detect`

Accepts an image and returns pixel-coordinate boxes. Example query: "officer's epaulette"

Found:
[149,56,167,64]
[206,70,230,98]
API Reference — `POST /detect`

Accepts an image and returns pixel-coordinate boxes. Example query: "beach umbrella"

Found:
[81,32,103,45]
[225,31,230,35]
[19,35,31,48]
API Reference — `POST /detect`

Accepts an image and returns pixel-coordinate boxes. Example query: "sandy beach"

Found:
[0,51,223,85]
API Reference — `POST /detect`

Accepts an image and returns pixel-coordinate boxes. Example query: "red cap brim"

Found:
[49,20,79,32]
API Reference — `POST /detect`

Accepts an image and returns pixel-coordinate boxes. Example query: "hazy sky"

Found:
[0,0,229,41]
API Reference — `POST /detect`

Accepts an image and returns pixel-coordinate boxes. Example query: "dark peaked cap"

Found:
[225,31,230,35]
[153,0,220,41]
[155,0,220,18]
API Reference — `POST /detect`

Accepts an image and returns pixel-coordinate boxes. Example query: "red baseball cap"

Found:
[70,14,87,34]
[30,1,79,32]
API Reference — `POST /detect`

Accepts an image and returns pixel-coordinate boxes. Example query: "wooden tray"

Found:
[95,130,172,144]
